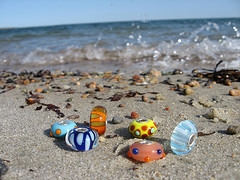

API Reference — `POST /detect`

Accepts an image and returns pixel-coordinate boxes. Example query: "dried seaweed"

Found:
[192,60,240,85]
[41,103,65,118]
[109,91,146,101]
[110,92,125,101]
[65,103,72,109]
[25,92,44,105]
[105,134,119,138]
[0,85,16,94]
[24,92,65,118]
[198,131,215,136]
[125,91,138,98]
[35,106,42,111]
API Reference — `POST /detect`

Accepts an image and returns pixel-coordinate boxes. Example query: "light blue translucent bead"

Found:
[50,120,77,138]
[170,120,198,155]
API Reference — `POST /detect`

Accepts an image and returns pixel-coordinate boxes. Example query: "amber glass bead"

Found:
[90,106,107,135]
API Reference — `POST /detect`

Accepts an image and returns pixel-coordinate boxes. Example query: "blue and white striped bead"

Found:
[170,120,198,155]
[65,126,99,151]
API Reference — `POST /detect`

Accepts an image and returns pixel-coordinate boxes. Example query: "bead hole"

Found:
[75,128,88,133]
[139,140,153,145]
[136,119,148,123]
[59,120,69,125]
[188,134,196,146]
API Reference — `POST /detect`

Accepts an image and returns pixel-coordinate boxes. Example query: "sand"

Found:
[0,69,239,180]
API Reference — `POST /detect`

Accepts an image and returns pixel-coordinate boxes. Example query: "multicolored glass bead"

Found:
[50,120,77,138]
[128,118,157,138]
[170,120,198,155]
[65,126,99,151]
[90,106,107,136]
[128,140,165,163]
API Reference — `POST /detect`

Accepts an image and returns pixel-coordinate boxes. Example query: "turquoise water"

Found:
[0,18,239,73]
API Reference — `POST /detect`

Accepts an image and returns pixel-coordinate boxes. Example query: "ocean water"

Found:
[0,18,239,73]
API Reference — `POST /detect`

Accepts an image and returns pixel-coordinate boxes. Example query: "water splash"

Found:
[0,18,239,72]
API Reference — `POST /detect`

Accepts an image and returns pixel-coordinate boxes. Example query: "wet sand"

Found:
[0,68,239,179]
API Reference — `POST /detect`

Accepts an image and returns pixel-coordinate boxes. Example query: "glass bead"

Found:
[128,140,165,163]
[128,118,157,138]
[90,106,107,136]
[170,120,198,155]
[50,120,77,138]
[65,126,99,151]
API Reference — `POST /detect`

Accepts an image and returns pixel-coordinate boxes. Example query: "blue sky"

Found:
[0,0,239,28]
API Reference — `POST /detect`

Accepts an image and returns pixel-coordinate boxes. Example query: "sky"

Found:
[0,0,239,28]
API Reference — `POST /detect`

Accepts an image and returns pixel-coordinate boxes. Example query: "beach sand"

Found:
[0,68,239,179]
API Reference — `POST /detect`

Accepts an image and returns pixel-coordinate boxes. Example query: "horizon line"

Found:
[0,16,239,30]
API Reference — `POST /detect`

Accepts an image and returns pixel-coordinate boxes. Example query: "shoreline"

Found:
[0,68,239,179]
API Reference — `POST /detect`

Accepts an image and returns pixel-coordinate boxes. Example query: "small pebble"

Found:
[177,83,185,89]
[96,85,105,92]
[155,94,166,100]
[229,89,240,96]
[149,77,159,84]
[69,82,77,85]
[76,81,81,86]
[172,69,183,75]
[99,136,105,142]
[191,100,202,108]
[210,118,219,123]
[66,98,73,102]
[186,80,200,87]
[184,88,194,95]
[86,82,97,88]
[198,99,215,107]
[131,112,139,119]
[42,89,50,93]
[165,107,170,111]
[142,95,148,102]
[226,125,240,134]
[145,68,162,77]
[35,88,43,93]
[112,116,124,124]
[118,104,125,107]
[0,159,8,176]
[224,79,231,86]
[62,85,71,90]
[23,79,30,85]
[67,115,80,119]
[81,94,89,98]
[206,108,232,123]
[103,71,112,78]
